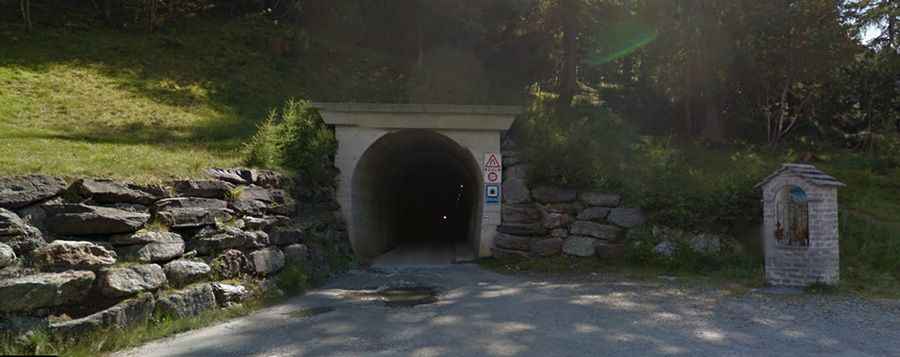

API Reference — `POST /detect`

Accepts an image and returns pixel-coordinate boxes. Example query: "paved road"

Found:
[116,265,900,357]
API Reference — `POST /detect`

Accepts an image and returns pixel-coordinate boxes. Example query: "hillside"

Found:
[0,17,311,182]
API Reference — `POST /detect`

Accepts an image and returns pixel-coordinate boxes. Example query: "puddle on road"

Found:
[286,306,336,318]
[379,287,439,307]
[345,287,439,308]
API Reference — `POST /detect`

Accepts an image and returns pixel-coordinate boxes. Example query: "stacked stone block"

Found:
[0,168,349,336]
[494,145,645,259]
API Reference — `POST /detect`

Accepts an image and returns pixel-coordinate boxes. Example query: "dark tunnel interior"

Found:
[351,129,481,261]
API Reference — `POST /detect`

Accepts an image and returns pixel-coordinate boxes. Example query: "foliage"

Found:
[820,50,900,152]
[839,211,900,297]
[622,226,763,280]
[275,262,311,296]
[0,16,317,181]
[243,99,336,186]
[0,301,260,357]
[521,97,638,188]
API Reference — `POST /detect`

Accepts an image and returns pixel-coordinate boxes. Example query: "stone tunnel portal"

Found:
[315,103,521,263]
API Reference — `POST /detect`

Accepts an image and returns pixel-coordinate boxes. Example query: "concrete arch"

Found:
[350,129,483,260]
[314,103,521,264]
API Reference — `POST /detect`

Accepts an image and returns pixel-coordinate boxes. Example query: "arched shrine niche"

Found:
[774,186,809,248]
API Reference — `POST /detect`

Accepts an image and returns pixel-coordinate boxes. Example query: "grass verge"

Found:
[1,300,260,357]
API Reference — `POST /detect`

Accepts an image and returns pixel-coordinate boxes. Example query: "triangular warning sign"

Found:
[485,153,501,169]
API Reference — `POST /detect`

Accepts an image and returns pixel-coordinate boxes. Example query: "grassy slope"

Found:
[0,17,309,182]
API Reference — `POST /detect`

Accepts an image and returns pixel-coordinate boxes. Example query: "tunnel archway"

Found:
[350,129,483,262]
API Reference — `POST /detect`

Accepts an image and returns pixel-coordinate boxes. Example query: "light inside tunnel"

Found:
[351,129,482,261]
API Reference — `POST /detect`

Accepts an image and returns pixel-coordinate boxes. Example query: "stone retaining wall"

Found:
[0,168,350,336]
[497,143,646,259]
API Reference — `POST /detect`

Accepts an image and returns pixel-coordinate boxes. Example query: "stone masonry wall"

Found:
[497,142,646,259]
[0,168,350,336]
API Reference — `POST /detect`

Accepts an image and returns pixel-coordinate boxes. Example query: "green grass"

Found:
[1,301,260,357]
[0,17,310,182]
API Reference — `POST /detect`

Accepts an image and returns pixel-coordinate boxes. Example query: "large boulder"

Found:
[244,215,290,232]
[112,231,185,263]
[569,221,623,241]
[541,211,572,230]
[163,260,211,287]
[206,168,287,188]
[192,226,267,255]
[282,244,309,264]
[0,271,95,312]
[494,233,531,251]
[531,238,563,257]
[497,223,545,236]
[563,236,598,257]
[501,204,541,224]
[0,208,38,237]
[211,282,250,307]
[71,179,158,205]
[0,175,67,209]
[578,192,621,207]
[549,228,569,240]
[230,186,295,217]
[33,241,117,271]
[654,241,677,257]
[154,197,233,228]
[577,207,611,222]
[608,208,647,228]
[0,242,16,268]
[156,283,217,318]
[45,204,150,235]
[111,230,180,245]
[229,198,269,217]
[0,208,46,255]
[502,179,531,204]
[206,168,254,185]
[98,264,167,298]
[235,186,276,203]
[209,249,251,279]
[531,186,577,204]
[50,293,155,336]
[173,180,235,199]
[117,242,184,263]
[249,247,285,275]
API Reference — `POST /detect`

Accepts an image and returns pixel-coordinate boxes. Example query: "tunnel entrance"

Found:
[315,103,520,263]
[352,129,482,264]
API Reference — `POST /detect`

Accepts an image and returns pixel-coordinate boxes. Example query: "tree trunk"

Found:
[701,95,724,142]
[557,0,578,119]
[20,0,32,32]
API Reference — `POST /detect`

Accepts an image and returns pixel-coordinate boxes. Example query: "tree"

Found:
[845,0,900,51]
[557,0,579,118]
[20,0,32,32]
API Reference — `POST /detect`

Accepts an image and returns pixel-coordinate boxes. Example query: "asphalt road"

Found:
[115,264,900,357]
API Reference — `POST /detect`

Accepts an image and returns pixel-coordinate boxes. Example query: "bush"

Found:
[275,262,311,296]
[244,99,337,187]
[623,226,761,278]
[839,211,900,295]
[521,99,638,188]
